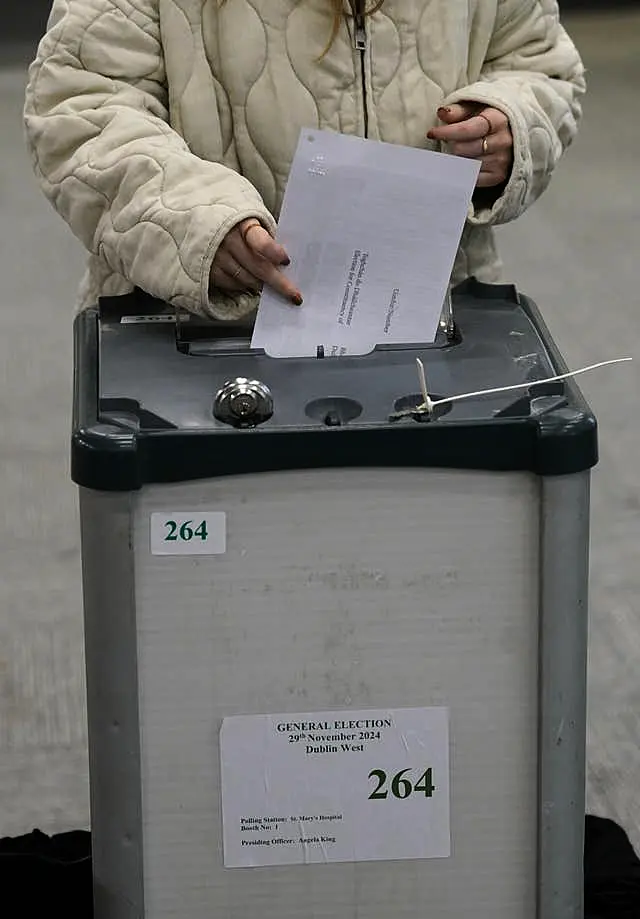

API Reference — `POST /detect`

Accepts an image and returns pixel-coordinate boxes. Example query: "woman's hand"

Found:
[210,218,303,305]
[428,103,514,188]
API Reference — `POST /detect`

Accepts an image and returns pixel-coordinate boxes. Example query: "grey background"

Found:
[0,9,638,850]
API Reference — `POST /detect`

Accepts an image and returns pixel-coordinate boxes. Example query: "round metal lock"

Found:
[213,378,274,428]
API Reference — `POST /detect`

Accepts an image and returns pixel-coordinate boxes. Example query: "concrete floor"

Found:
[0,11,639,850]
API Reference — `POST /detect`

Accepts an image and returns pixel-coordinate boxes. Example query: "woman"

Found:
[24,0,585,321]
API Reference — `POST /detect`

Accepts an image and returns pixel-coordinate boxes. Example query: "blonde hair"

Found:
[218,1,385,53]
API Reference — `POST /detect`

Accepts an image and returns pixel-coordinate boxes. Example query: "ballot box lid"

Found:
[71,280,597,491]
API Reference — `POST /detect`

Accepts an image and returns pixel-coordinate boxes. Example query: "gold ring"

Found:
[482,137,489,156]
[241,220,261,245]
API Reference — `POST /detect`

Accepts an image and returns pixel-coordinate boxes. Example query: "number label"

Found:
[150,512,226,556]
[368,768,436,801]
[163,520,208,543]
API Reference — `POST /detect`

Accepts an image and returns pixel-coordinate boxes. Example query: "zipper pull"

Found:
[354,15,367,51]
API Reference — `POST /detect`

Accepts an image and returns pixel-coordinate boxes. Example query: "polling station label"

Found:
[220,707,450,868]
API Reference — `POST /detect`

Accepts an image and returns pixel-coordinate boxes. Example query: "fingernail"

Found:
[438,106,452,116]
[281,256,291,266]
[291,293,303,306]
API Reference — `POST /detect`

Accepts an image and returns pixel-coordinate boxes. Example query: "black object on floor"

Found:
[585,815,640,918]
[0,828,92,917]
[1,816,639,917]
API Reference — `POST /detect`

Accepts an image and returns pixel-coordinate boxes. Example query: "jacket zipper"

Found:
[353,4,369,137]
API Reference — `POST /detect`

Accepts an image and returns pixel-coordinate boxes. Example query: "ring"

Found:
[482,137,489,156]
[232,266,243,280]
[241,220,261,245]
[479,113,492,136]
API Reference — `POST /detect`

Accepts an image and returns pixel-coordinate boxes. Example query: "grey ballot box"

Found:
[72,279,597,919]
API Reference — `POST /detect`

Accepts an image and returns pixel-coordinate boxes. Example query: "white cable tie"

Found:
[429,357,633,410]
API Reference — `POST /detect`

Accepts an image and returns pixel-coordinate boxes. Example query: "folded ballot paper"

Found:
[251,129,479,358]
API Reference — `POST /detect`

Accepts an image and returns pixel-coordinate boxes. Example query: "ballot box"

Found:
[72,279,597,919]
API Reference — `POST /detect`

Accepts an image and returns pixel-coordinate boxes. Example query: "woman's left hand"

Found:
[427,103,514,188]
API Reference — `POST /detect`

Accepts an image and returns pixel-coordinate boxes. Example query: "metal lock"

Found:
[213,378,274,428]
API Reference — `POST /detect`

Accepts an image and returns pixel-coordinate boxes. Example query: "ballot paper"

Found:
[251,129,479,358]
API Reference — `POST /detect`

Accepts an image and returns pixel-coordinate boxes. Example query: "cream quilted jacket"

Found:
[24,0,585,321]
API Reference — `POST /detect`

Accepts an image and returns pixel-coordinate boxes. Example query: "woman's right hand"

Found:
[210,218,303,305]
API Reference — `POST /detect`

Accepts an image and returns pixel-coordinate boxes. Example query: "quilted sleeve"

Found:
[443,0,586,226]
[24,0,276,316]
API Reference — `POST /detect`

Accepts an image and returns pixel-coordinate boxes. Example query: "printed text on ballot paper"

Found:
[220,707,450,867]
[334,249,401,357]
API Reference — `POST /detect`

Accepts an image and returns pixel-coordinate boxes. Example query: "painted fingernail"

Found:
[291,293,303,306]
[281,256,291,266]
[438,106,452,116]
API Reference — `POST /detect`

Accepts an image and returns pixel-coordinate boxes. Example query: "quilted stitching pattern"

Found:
[24,0,585,320]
